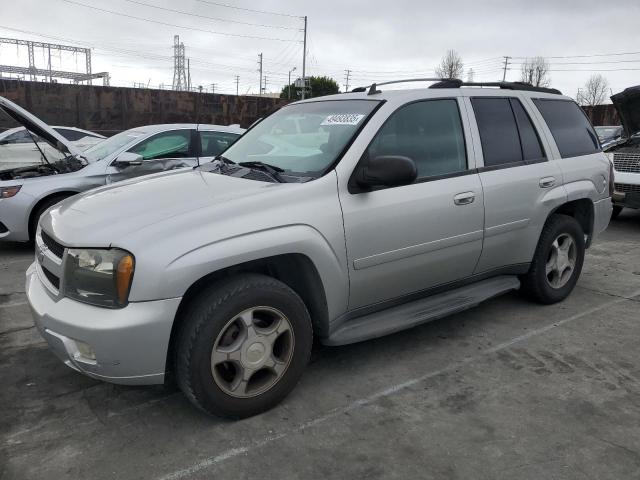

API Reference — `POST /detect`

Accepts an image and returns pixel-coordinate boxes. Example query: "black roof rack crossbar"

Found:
[352,78,561,95]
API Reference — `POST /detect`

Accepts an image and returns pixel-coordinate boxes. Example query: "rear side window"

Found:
[366,99,467,179]
[54,128,86,141]
[472,97,546,167]
[200,131,240,156]
[533,99,600,158]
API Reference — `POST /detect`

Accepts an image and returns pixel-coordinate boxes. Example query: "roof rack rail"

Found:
[352,78,562,95]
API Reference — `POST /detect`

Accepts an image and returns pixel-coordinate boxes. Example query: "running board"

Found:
[324,275,520,346]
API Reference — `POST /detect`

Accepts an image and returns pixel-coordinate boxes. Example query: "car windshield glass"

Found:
[221,100,380,176]
[83,130,145,162]
[595,127,622,140]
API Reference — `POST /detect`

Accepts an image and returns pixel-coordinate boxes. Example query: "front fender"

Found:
[132,224,349,321]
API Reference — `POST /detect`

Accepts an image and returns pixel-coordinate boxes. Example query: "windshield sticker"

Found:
[321,113,365,126]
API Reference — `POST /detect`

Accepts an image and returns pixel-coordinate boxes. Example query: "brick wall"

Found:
[0,79,290,136]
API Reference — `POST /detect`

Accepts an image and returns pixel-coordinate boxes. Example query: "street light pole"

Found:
[288,66,296,100]
[301,15,307,100]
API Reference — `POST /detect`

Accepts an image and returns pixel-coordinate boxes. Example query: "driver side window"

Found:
[129,130,192,160]
[5,129,36,144]
[366,99,468,180]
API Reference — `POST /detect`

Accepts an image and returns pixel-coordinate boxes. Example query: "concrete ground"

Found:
[1,211,639,480]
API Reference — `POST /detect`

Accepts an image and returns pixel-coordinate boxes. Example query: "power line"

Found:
[195,0,303,19]
[512,51,640,59]
[121,0,301,30]
[59,0,301,42]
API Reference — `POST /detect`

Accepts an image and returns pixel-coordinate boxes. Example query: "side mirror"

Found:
[355,155,417,189]
[113,152,143,168]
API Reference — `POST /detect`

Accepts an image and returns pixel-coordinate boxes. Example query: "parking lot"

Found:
[0,210,638,479]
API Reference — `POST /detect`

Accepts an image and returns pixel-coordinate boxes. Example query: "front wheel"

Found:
[521,214,585,304]
[176,274,313,418]
[611,205,623,220]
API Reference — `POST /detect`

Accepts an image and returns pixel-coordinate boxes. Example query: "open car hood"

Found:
[611,86,640,138]
[0,96,82,157]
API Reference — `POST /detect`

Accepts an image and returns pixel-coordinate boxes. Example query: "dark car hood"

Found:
[611,86,640,138]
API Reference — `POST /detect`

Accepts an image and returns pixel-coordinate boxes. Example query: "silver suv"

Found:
[27,79,612,418]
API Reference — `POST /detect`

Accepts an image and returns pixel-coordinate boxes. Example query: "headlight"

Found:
[63,248,135,308]
[0,185,21,198]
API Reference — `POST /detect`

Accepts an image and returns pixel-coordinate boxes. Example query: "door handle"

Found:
[454,192,475,206]
[539,176,556,188]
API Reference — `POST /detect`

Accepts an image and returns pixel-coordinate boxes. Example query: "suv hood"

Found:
[43,169,285,246]
[611,85,640,138]
[0,96,82,157]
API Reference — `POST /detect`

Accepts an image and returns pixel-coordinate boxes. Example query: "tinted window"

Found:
[54,128,86,141]
[472,98,522,167]
[533,99,600,158]
[200,131,240,157]
[367,99,467,178]
[4,129,33,143]
[511,100,545,161]
[129,130,192,160]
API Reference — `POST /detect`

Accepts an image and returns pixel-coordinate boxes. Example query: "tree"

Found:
[519,57,551,87]
[435,50,464,79]
[580,74,609,106]
[280,76,340,99]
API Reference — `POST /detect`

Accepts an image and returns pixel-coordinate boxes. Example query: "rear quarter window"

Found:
[533,99,600,158]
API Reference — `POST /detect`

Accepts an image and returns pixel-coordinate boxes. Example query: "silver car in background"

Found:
[0,96,245,242]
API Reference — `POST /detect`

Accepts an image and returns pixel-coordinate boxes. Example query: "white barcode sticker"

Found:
[321,113,365,126]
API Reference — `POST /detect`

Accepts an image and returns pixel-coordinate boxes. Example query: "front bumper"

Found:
[612,171,640,209]
[26,263,182,385]
[0,194,31,242]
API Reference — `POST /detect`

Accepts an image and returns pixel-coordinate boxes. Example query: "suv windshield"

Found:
[222,100,380,176]
[83,130,145,162]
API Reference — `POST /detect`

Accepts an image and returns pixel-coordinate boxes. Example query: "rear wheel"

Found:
[176,274,313,418]
[611,205,623,220]
[521,214,585,304]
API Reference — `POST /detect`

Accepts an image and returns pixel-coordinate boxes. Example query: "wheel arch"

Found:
[549,197,594,246]
[28,190,80,239]
[165,253,331,378]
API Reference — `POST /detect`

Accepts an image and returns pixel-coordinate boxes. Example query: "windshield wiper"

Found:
[238,161,285,183]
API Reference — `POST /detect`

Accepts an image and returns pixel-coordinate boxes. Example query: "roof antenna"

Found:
[367,83,381,95]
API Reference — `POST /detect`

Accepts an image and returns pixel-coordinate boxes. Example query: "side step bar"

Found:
[323,276,520,346]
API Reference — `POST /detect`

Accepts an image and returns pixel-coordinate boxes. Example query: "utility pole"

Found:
[258,53,263,97]
[501,56,511,82]
[235,75,240,96]
[263,76,268,95]
[344,69,351,93]
[210,83,217,94]
[301,16,307,100]
[187,58,191,91]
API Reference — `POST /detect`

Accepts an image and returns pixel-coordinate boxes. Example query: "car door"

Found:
[106,128,198,183]
[465,95,566,273]
[339,97,485,309]
[197,128,242,163]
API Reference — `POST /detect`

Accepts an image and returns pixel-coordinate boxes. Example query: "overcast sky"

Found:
[1,0,639,100]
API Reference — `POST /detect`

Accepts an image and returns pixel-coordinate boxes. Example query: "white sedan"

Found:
[0,126,105,169]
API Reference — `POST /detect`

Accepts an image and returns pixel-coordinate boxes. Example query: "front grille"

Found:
[615,183,640,194]
[613,153,640,173]
[41,266,60,289]
[41,230,65,258]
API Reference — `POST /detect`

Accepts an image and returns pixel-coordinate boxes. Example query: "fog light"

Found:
[74,340,96,362]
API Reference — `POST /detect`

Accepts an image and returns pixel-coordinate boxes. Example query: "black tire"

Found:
[28,195,69,241]
[521,214,585,305]
[175,274,313,418]
[611,205,623,220]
